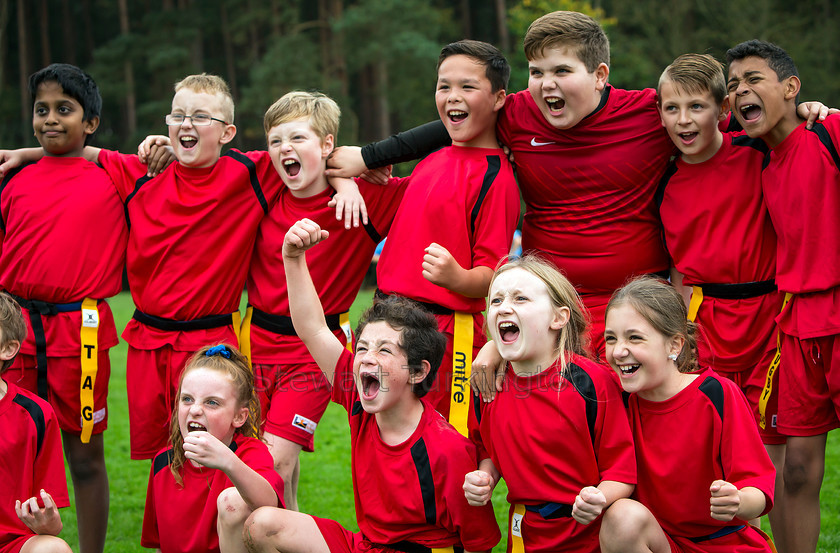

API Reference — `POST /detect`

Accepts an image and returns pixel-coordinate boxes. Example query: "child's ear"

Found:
[550,306,571,331]
[232,406,249,429]
[219,123,237,145]
[321,134,335,158]
[410,360,432,386]
[0,340,20,362]
[84,116,100,136]
[493,89,506,112]
[668,335,686,360]
[593,63,610,92]
[719,97,730,121]
[783,75,801,101]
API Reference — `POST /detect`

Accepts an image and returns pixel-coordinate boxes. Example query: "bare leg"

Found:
[783,434,827,553]
[264,432,303,511]
[19,535,73,553]
[217,488,257,553]
[62,432,109,553]
[765,442,787,553]
[600,498,671,553]
[243,507,330,553]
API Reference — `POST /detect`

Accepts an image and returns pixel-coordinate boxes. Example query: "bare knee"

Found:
[243,506,290,551]
[601,499,661,553]
[20,535,73,553]
[784,438,826,495]
[62,434,107,483]
[217,487,252,530]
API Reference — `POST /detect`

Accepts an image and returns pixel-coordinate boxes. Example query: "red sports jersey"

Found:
[497,86,673,296]
[762,117,840,339]
[628,370,775,550]
[474,355,635,553]
[331,349,501,551]
[0,156,124,355]
[97,149,283,351]
[247,178,406,364]
[658,132,780,372]
[376,145,520,313]
[0,381,69,549]
[142,434,284,553]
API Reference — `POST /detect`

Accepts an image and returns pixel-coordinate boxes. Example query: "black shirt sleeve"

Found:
[360,120,451,168]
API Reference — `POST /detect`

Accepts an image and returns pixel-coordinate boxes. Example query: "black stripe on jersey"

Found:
[351,400,363,416]
[0,161,35,233]
[699,376,724,421]
[124,175,152,231]
[654,160,679,211]
[13,393,46,456]
[731,134,769,154]
[410,437,437,525]
[152,449,174,475]
[807,123,840,171]
[226,150,269,215]
[564,363,597,449]
[621,390,631,409]
[473,390,483,424]
[470,155,501,236]
[762,150,772,171]
[362,220,382,244]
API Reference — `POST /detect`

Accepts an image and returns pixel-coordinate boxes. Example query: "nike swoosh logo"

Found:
[530,138,556,146]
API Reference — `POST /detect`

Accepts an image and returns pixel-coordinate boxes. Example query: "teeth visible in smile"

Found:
[284,159,296,165]
[619,364,640,375]
[187,422,206,432]
[500,322,516,329]
[449,110,466,116]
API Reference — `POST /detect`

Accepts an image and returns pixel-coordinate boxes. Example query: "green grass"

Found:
[57,291,840,552]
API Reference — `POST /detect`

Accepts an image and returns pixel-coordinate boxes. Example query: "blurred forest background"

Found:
[1,0,838,152]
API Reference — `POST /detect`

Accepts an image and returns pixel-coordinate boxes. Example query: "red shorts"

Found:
[665,524,773,553]
[311,516,361,553]
[9,351,110,435]
[254,362,331,452]
[0,534,34,553]
[126,345,195,459]
[777,332,840,436]
[718,348,785,445]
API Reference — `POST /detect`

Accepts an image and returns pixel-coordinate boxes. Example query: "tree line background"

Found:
[1,0,838,153]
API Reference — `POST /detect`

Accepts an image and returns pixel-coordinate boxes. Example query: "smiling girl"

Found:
[142,344,284,553]
[601,277,775,553]
[463,255,635,553]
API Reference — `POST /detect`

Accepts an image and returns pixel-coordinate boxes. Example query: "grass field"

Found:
[54,291,840,552]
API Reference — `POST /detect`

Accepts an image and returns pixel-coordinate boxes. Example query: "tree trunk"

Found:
[17,0,31,140]
[220,1,238,100]
[61,0,76,65]
[374,59,390,138]
[0,0,9,91]
[460,0,471,38]
[117,0,136,138]
[39,0,50,65]
[495,0,509,53]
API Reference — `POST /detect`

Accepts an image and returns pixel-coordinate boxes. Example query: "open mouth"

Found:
[678,132,698,144]
[283,159,301,177]
[499,321,520,344]
[739,104,762,122]
[187,421,207,433]
[180,136,197,149]
[545,97,565,114]
[361,372,381,400]
[448,110,468,123]
[617,364,640,376]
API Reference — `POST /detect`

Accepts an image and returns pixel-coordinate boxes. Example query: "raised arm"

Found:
[282,218,346,385]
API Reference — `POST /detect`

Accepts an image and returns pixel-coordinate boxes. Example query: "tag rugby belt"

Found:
[249,305,344,335]
[132,309,237,331]
[364,537,463,553]
[11,294,102,443]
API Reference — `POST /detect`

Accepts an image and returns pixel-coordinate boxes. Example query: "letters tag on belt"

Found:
[759,293,791,429]
[510,503,526,553]
[79,299,99,443]
[449,312,473,437]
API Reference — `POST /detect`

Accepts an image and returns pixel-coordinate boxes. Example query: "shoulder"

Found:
[420,405,477,463]
[607,86,658,111]
[729,130,770,155]
[151,447,175,476]
[6,382,56,429]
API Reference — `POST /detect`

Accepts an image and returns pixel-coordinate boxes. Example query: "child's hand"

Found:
[137,135,171,166]
[282,218,330,259]
[471,341,505,401]
[709,480,740,521]
[327,177,368,229]
[15,489,63,536]
[359,165,392,185]
[797,101,839,129]
[325,146,366,178]
[422,243,464,289]
[572,486,607,525]
[146,144,176,177]
[463,470,496,506]
[183,431,237,472]
[0,150,27,177]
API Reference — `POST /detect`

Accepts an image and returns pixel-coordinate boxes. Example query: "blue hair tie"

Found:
[206,345,232,359]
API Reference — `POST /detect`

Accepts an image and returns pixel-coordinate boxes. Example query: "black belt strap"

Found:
[132,309,234,332]
[374,289,453,316]
[371,540,463,553]
[524,501,574,519]
[249,305,341,336]
[10,295,89,399]
[699,279,776,300]
[689,524,745,543]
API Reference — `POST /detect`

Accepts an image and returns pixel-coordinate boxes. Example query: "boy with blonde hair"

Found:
[243,90,407,510]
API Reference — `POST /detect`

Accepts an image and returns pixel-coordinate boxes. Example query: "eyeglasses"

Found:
[165,113,227,126]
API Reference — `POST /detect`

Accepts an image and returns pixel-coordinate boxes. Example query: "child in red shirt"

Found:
[0,292,71,553]
[601,278,775,553]
[143,344,284,553]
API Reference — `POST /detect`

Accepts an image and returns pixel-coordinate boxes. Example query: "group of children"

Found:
[0,7,837,553]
